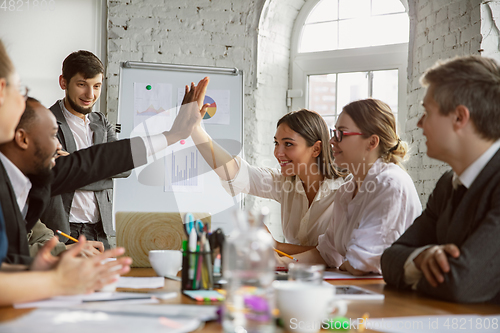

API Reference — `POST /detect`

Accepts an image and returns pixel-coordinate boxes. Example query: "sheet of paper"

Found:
[134,82,173,130]
[76,303,218,322]
[0,308,201,333]
[323,270,383,280]
[364,315,500,333]
[177,88,230,125]
[116,277,165,289]
[14,292,157,309]
[164,136,204,193]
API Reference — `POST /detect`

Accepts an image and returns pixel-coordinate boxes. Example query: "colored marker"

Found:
[188,228,197,288]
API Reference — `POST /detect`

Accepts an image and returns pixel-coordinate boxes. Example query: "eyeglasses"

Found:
[18,84,29,101]
[330,128,364,142]
[6,82,29,101]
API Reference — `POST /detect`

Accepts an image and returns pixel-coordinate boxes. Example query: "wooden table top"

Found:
[1,268,499,332]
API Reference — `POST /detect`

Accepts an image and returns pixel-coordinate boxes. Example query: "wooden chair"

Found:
[116,212,211,267]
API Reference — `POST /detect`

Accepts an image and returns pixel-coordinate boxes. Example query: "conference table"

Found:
[1,268,499,332]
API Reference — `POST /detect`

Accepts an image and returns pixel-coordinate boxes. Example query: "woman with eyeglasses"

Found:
[190,105,347,254]
[0,39,132,306]
[276,99,422,275]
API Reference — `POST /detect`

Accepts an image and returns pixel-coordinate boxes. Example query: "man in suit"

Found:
[381,56,500,303]
[0,77,209,265]
[41,51,129,249]
[0,98,147,264]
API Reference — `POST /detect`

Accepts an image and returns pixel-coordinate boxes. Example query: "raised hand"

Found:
[167,77,210,144]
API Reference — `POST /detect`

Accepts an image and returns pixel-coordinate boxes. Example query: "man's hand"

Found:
[30,236,61,271]
[53,235,132,295]
[56,148,69,158]
[67,240,104,257]
[413,244,460,287]
[166,77,210,144]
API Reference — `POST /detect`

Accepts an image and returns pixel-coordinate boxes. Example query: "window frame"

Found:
[289,0,409,132]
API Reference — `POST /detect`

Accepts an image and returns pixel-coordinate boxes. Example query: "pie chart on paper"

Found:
[203,96,217,120]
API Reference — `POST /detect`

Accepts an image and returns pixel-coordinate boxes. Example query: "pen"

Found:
[188,227,197,289]
[213,253,221,276]
[193,244,201,289]
[273,248,298,262]
[56,230,79,243]
[203,231,213,289]
[184,213,194,236]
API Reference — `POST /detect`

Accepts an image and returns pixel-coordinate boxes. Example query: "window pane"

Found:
[338,18,371,49]
[300,21,338,53]
[372,69,399,114]
[336,72,369,112]
[339,0,369,19]
[322,115,337,130]
[372,0,406,16]
[305,0,338,24]
[369,13,409,46]
[338,14,408,49]
[308,74,337,116]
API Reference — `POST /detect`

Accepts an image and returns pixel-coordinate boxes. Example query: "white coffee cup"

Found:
[98,258,119,292]
[273,280,347,333]
[149,250,182,278]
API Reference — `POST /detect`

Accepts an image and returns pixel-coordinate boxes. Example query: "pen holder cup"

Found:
[181,250,214,291]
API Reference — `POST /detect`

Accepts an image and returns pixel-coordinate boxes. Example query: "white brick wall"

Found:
[248,0,306,241]
[106,0,304,239]
[406,0,482,205]
[105,0,499,240]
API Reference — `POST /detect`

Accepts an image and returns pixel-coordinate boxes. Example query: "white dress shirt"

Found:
[221,157,345,246]
[404,139,500,288]
[0,152,32,218]
[61,101,101,223]
[61,98,170,224]
[316,159,422,273]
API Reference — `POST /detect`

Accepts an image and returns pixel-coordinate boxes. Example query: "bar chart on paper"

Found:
[165,142,204,193]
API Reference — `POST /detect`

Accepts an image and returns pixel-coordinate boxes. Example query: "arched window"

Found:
[289,0,409,130]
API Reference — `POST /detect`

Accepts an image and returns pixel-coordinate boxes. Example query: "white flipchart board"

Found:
[114,61,244,233]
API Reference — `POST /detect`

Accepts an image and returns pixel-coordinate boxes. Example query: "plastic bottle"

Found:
[222,208,276,333]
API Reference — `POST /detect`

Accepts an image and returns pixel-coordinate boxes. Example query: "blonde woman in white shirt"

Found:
[191,106,346,254]
[277,99,422,275]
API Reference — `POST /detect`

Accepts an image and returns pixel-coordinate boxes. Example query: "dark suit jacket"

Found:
[0,203,7,263]
[41,101,131,237]
[1,138,146,265]
[381,148,500,304]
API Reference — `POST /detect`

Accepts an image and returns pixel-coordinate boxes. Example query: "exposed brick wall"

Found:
[406,0,482,204]
[106,0,498,237]
[106,0,303,238]
[246,0,305,241]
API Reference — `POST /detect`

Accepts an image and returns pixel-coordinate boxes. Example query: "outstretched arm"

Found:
[275,247,327,267]
[183,77,239,180]
[0,235,131,306]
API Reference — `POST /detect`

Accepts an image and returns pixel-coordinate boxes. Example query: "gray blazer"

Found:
[41,101,131,237]
[381,148,500,304]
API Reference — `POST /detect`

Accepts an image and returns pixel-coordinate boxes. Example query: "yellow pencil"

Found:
[56,230,79,243]
[273,248,298,262]
[358,312,369,332]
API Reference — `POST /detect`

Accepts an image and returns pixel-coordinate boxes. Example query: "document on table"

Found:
[365,315,500,333]
[323,270,383,280]
[14,292,159,309]
[77,303,219,322]
[116,276,165,289]
[0,308,202,333]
